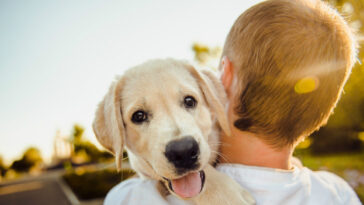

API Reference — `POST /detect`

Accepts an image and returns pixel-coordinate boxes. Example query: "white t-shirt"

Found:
[104,163,361,205]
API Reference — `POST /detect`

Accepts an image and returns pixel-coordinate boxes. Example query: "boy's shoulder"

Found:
[104,166,361,205]
[306,168,360,204]
[217,163,361,204]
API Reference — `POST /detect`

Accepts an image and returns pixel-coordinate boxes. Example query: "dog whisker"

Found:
[208,142,223,146]
[211,150,230,163]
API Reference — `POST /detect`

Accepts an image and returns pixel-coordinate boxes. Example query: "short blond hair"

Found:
[222,0,357,147]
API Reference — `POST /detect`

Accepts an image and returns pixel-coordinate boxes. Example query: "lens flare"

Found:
[294,77,318,94]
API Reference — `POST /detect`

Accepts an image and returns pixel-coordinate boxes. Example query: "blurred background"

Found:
[0,0,363,204]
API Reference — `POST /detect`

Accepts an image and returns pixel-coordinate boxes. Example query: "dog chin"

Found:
[163,170,206,198]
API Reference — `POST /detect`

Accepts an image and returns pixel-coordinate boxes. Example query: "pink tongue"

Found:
[171,172,202,198]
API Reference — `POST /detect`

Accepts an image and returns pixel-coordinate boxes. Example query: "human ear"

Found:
[220,56,234,95]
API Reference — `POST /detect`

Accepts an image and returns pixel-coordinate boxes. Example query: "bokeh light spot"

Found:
[358,132,364,142]
[296,137,312,149]
[294,77,318,94]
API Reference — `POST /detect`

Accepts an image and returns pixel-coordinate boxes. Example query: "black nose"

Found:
[165,137,200,170]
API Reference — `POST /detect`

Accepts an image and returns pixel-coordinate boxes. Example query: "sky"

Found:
[0,0,263,164]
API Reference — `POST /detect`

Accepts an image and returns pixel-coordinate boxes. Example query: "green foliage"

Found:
[74,141,113,162]
[63,168,135,200]
[70,124,113,163]
[192,43,221,70]
[10,147,43,172]
[325,66,364,130]
[71,124,85,143]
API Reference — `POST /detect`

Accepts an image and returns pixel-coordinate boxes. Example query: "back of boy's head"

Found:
[222,0,357,147]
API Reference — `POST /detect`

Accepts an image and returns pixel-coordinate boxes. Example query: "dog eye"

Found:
[184,96,197,109]
[131,110,148,124]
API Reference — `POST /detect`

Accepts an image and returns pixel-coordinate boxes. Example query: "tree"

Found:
[0,156,6,177]
[71,123,85,144]
[192,43,221,70]
[70,124,113,163]
[10,147,43,172]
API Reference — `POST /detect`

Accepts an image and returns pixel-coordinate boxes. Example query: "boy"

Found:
[105,0,361,204]
[217,0,360,204]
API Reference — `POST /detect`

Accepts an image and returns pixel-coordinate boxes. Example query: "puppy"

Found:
[93,59,255,205]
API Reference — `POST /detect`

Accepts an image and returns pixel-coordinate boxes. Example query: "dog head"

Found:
[93,59,230,198]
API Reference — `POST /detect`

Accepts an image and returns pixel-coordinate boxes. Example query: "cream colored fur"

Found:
[93,59,255,205]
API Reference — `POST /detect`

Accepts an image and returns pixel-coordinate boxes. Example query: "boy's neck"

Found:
[219,130,294,170]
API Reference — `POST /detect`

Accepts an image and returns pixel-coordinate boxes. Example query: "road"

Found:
[0,172,76,205]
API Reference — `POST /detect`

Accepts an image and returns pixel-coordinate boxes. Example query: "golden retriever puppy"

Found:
[93,59,255,204]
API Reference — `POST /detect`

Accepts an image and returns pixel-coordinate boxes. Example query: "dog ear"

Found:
[93,77,125,171]
[186,65,231,136]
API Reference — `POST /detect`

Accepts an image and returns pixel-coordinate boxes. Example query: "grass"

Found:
[294,149,364,203]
